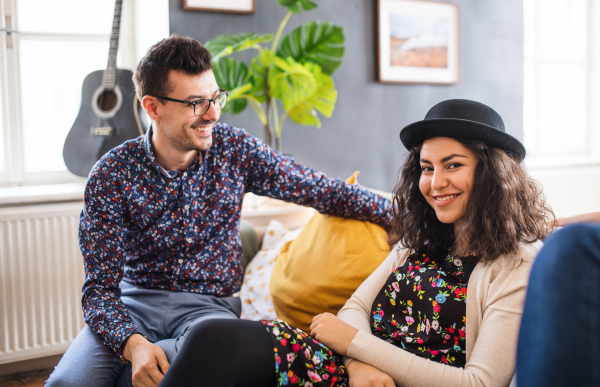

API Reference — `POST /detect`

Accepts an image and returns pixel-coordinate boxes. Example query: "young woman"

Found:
[160,99,554,387]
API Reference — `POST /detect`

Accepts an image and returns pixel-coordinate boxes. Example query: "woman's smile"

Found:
[431,193,462,207]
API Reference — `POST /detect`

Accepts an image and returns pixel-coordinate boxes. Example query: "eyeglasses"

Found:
[153,90,229,116]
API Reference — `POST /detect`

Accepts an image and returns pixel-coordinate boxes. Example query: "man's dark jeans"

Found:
[518,223,600,386]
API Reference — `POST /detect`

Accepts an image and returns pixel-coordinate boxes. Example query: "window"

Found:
[523,0,600,164]
[0,0,117,186]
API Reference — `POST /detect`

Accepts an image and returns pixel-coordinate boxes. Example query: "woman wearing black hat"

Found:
[160,99,554,387]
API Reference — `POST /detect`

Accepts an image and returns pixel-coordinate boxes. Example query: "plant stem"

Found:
[272,98,280,151]
[270,11,293,64]
[264,67,273,148]
[275,133,281,152]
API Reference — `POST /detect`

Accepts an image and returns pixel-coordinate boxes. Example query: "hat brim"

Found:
[400,118,526,161]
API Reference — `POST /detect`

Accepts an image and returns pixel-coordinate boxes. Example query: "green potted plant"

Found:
[205,0,345,151]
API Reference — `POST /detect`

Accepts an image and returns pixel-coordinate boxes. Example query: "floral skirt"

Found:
[262,319,348,387]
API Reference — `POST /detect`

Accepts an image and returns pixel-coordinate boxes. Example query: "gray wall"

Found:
[169,0,523,191]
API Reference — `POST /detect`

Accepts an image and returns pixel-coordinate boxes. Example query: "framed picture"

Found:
[377,0,460,84]
[183,0,256,14]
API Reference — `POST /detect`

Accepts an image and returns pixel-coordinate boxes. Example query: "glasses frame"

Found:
[153,90,229,116]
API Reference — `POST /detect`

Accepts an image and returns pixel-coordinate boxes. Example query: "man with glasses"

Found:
[46,34,392,387]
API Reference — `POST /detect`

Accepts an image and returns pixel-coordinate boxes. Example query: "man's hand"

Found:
[347,360,395,387]
[310,313,358,356]
[123,334,170,387]
[555,212,600,227]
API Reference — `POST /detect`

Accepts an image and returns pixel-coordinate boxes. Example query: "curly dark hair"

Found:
[133,34,212,102]
[387,139,555,263]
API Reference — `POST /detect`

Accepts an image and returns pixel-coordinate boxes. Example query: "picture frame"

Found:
[183,0,256,14]
[377,0,460,84]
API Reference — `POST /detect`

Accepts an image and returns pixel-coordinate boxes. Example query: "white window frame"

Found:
[524,0,600,170]
[0,0,168,188]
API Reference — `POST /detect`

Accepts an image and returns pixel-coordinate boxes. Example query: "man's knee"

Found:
[45,326,124,387]
[541,223,600,266]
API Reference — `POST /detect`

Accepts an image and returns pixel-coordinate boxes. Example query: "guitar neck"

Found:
[102,0,123,89]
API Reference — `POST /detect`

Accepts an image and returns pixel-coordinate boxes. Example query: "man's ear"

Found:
[142,95,161,122]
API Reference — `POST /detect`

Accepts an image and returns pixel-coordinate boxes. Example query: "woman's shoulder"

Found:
[486,241,543,270]
[471,241,542,310]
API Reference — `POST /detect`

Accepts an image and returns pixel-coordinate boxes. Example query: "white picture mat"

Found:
[379,0,460,83]
[185,0,253,11]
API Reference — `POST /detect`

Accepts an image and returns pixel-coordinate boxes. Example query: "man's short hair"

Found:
[133,34,212,102]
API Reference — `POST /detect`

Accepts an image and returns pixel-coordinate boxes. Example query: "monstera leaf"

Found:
[212,57,251,114]
[274,61,336,130]
[205,33,273,62]
[249,48,277,103]
[278,0,320,13]
[270,57,316,100]
[277,21,344,75]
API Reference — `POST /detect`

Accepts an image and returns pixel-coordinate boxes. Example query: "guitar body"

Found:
[63,68,146,177]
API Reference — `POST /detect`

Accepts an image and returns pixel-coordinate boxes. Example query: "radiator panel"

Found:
[0,203,85,364]
[528,165,600,218]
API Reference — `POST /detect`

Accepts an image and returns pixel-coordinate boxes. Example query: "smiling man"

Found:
[45,34,392,387]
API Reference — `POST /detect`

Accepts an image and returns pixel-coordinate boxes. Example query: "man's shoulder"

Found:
[90,136,146,181]
[213,122,263,148]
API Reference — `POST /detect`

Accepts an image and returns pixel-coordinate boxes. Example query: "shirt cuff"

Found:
[107,323,144,357]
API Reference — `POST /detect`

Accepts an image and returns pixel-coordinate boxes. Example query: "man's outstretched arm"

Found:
[241,132,393,228]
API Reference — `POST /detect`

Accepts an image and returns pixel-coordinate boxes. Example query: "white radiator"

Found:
[0,202,85,364]
[528,165,600,218]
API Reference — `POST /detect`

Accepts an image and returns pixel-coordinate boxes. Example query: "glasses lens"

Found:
[216,93,228,108]
[194,100,210,116]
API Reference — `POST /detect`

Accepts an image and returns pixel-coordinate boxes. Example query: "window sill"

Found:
[524,154,600,171]
[0,182,86,206]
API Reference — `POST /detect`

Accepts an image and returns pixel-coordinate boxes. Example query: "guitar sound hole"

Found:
[97,90,118,112]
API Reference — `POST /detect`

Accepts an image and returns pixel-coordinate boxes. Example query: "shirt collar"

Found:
[143,125,209,178]
[143,126,176,178]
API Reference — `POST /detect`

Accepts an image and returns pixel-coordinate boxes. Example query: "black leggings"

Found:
[160,319,276,387]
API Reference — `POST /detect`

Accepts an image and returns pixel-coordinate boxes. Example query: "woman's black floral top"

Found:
[262,252,477,386]
[370,253,476,367]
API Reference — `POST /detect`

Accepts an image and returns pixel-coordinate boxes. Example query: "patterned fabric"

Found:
[80,123,392,355]
[262,320,348,387]
[370,253,476,367]
[240,220,303,320]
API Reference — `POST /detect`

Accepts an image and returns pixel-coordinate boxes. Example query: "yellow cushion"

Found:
[270,171,391,332]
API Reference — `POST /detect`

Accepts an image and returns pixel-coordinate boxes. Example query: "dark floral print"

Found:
[262,320,348,387]
[80,123,393,355]
[370,253,476,367]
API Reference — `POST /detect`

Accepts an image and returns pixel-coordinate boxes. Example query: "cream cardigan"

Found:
[337,242,541,387]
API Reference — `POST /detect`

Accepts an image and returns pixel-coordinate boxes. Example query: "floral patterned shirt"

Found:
[370,253,477,367]
[80,123,393,355]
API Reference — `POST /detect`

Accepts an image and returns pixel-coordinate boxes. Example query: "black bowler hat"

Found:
[399,99,526,161]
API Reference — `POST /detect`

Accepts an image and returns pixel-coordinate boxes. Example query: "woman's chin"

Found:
[434,211,461,224]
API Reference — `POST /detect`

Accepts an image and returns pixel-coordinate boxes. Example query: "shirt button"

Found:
[178,259,184,264]
[186,238,193,243]
[184,205,190,210]
[172,280,177,285]
[183,172,187,177]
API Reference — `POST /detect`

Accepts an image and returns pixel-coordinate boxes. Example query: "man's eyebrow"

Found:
[420,154,469,164]
[185,88,221,100]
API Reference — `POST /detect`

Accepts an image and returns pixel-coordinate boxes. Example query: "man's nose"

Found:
[201,100,220,121]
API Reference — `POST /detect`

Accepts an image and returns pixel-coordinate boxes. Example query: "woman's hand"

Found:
[347,359,395,387]
[310,313,358,356]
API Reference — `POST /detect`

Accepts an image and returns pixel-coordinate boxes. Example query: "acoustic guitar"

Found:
[63,0,147,177]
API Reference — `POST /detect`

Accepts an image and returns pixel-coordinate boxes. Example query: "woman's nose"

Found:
[431,170,449,190]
